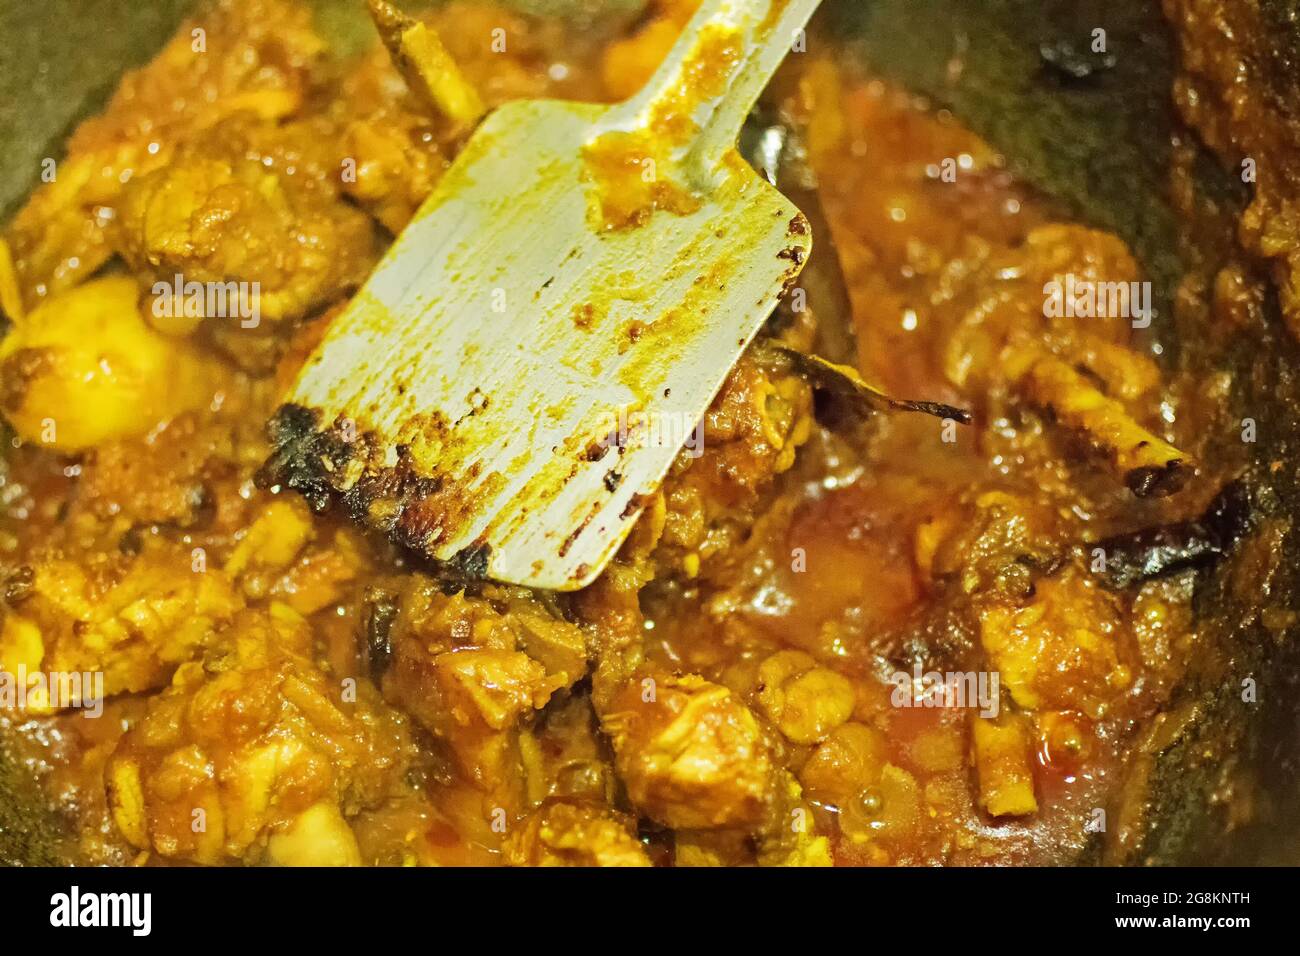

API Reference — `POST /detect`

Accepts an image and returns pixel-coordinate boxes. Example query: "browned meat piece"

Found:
[653,348,814,581]
[978,564,1132,717]
[334,53,452,234]
[379,582,586,793]
[942,224,1148,392]
[753,649,856,745]
[105,604,413,865]
[919,489,1065,598]
[503,799,651,867]
[77,413,240,531]
[0,537,243,706]
[4,0,326,307]
[799,721,889,802]
[113,117,379,325]
[600,673,783,830]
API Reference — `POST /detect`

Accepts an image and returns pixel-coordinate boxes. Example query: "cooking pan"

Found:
[1,0,1297,866]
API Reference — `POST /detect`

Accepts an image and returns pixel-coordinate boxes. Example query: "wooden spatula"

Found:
[265,0,823,590]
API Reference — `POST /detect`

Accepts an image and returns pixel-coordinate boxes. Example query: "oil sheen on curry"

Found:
[0,0,1242,866]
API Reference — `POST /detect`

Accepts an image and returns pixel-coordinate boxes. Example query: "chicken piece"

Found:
[653,350,814,579]
[799,722,889,800]
[754,650,856,745]
[388,645,563,792]
[384,582,588,681]
[754,775,835,868]
[922,489,1064,599]
[971,712,1039,817]
[338,108,448,235]
[379,583,585,791]
[435,649,560,732]
[4,0,326,306]
[942,225,1139,389]
[113,118,379,325]
[601,673,782,830]
[797,721,906,846]
[0,277,221,451]
[1017,223,1150,356]
[978,564,1132,717]
[0,538,243,708]
[106,604,412,865]
[265,801,363,867]
[503,799,651,867]
[264,533,366,617]
[74,412,237,531]
[218,496,364,615]
[596,664,827,865]
[224,499,314,581]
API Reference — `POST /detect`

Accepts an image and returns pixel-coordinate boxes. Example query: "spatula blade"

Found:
[272,97,810,590]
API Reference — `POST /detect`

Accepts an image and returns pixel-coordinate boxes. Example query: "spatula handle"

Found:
[605,0,825,173]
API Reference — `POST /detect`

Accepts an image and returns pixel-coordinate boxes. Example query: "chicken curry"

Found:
[0,0,1252,866]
